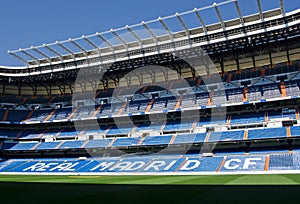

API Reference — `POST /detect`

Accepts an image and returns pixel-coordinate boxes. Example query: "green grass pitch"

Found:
[1,174,300,204]
[0,174,300,185]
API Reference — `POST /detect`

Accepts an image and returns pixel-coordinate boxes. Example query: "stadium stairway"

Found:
[38,130,47,139]
[242,86,248,102]
[196,78,202,88]
[280,81,287,97]
[287,126,291,138]
[192,119,198,129]
[130,125,138,135]
[141,86,147,95]
[16,130,23,139]
[243,130,248,140]
[31,142,41,150]
[107,137,117,147]
[67,107,79,120]
[55,141,65,149]
[174,160,188,173]
[160,121,167,133]
[204,132,211,142]
[137,137,145,145]
[47,96,56,104]
[21,97,28,105]
[226,115,231,126]
[24,110,34,122]
[92,105,102,117]
[44,109,56,122]
[118,102,128,115]
[145,98,155,112]
[264,155,270,171]
[80,140,89,148]
[216,156,227,172]
[169,134,177,145]
[175,95,183,110]
[2,109,9,121]
[104,125,113,135]
[207,91,213,106]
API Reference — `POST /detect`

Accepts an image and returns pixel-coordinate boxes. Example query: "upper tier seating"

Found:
[0,77,299,123]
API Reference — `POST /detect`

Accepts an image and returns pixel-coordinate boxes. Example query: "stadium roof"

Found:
[7,0,287,67]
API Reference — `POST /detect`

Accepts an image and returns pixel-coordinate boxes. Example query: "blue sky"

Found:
[0,0,299,66]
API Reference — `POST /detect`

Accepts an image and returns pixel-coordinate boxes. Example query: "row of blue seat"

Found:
[1,152,300,173]
[3,126,300,151]
[1,108,297,139]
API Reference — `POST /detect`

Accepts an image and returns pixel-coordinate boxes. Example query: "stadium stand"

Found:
[0,0,300,175]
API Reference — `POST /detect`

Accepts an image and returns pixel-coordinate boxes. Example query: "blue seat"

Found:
[248,127,286,140]
[142,135,173,145]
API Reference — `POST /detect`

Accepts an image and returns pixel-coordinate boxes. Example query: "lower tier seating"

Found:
[1,151,300,173]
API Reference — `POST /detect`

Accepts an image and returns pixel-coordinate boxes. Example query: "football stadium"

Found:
[1,0,300,195]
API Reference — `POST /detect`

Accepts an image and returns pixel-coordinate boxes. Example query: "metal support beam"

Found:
[82,35,98,49]
[213,3,226,30]
[31,46,52,63]
[82,35,101,56]
[20,50,39,62]
[110,29,128,48]
[141,21,158,43]
[158,17,173,40]
[56,42,75,57]
[44,44,64,62]
[175,13,190,38]
[69,38,88,54]
[194,8,208,34]
[8,51,29,65]
[234,0,244,24]
[280,0,284,15]
[256,0,264,20]
[95,32,114,51]
[126,25,143,46]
